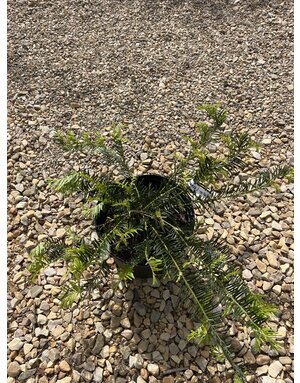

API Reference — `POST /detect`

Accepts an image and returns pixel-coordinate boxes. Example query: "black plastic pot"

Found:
[95,174,195,278]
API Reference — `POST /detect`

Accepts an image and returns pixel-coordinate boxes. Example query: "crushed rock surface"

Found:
[8,0,293,382]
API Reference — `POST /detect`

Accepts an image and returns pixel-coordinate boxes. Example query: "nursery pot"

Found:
[95,174,195,278]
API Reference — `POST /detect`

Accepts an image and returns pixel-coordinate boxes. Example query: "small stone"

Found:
[103,289,114,299]
[184,370,194,379]
[56,228,66,238]
[268,361,283,378]
[103,329,113,341]
[72,370,81,383]
[138,339,149,353]
[120,317,131,328]
[7,361,21,377]
[147,363,159,376]
[94,367,103,383]
[49,348,61,362]
[35,327,49,337]
[44,267,56,277]
[111,304,122,316]
[100,345,109,358]
[141,329,151,339]
[252,151,261,160]
[256,365,269,376]
[244,351,256,364]
[18,369,36,380]
[30,285,43,298]
[242,269,252,281]
[83,361,96,372]
[57,378,72,383]
[260,210,271,219]
[152,351,163,362]
[178,339,187,350]
[266,252,279,268]
[169,343,179,355]
[16,201,27,209]
[37,314,47,325]
[162,376,174,383]
[160,332,170,341]
[121,329,133,340]
[51,325,65,338]
[140,152,148,161]
[129,354,144,369]
[256,259,267,273]
[8,338,23,351]
[40,302,50,311]
[188,345,197,357]
[110,316,121,328]
[196,356,208,371]
[24,343,33,355]
[261,377,275,383]
[272,285,282,295]
[272,221,282,231]
[109,344,118,354]
[256,355,271,365]
[279,356,292,364]
[262,281,273,291]
[133,302,146,316]
[257,58,265,65]
[277,327,287,340]
[137,377,146,383]
[150,310,160,323]
[59,360,71,372]
[91,334,105,354]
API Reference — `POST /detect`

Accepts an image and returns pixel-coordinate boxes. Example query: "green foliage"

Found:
[27,104,292,382]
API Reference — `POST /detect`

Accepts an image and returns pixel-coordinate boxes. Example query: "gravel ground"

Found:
[7,0,294,382]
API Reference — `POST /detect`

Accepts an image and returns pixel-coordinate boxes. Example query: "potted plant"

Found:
[28,104,291,382]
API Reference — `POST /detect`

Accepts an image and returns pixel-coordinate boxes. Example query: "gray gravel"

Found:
[8,0,293,382]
